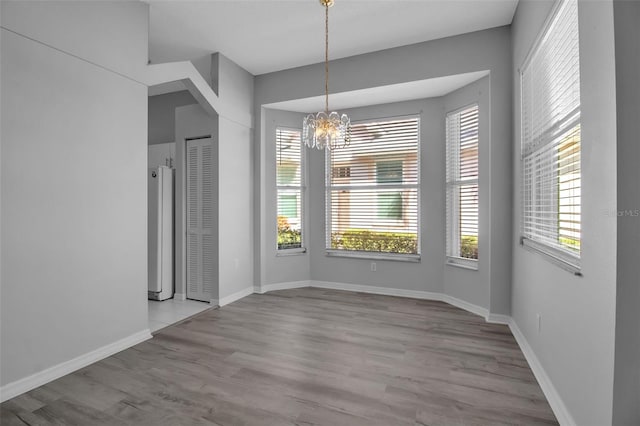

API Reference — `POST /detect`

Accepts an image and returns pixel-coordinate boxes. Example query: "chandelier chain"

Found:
[325,3,329,114]
[302,0,350,151]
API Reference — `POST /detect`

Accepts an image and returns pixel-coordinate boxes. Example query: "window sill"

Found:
[276,248,307,257]
[325,250,420,263]
[520,237,582,276]
[446,257,478,271]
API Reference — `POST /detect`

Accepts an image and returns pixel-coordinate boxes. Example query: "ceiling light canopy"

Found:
[302,0,351,151]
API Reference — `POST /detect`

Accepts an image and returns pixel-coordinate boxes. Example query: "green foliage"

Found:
[460,235,478,259]
[331,229,418,254]
[277,216,301,250]
[276,162,298,185]
[559,236,580,252]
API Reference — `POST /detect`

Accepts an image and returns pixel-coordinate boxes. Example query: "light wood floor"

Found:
[1,288,558,425]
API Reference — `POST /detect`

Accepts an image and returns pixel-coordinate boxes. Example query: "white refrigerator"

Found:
[148,166,174,300]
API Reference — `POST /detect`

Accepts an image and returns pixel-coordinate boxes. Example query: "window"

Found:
[276,128,304,251]
[376,160,403,220]
[520,0,581,270]
[332,166,351,179]
[326,117,420,259]
[278,194,298,218]
[446,104,479,266]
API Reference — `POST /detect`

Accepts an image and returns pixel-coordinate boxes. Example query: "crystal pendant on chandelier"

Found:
[302,0,351,151]
[302,111,351,150]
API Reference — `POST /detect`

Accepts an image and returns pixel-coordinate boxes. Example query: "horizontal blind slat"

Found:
[277,128,304,250]
[446,104,479,260]
[521,0,581,259]
[328,117,420,255]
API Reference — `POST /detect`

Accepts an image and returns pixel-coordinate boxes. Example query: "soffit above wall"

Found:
[149,80,187,97]
[263,70,489,113]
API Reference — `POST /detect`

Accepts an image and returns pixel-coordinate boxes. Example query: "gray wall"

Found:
[263,76,504,312]
[1,0,148,79]
[218,116,254,299]
[307,99,444,292]
[149,91,197,145]
[174,107,254,302]
[216,54,255,300]
[612,1,640,424]
[259,109,310,286]
[216,53,254,123]
[255,27,512,315]
[442,76,495,311]
[1,1,149,387]
[511,1,619,424]
[174,104,219,302]
[174,53,255,302]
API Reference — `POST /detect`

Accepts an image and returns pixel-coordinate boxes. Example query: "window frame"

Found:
[446,103,479,270]
[324,114,421,262]
[276,126,307,255]
[519,0,582,275]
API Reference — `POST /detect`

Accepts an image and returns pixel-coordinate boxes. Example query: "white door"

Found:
[186,138,215,302]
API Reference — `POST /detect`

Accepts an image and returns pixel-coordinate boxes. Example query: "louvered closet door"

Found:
[186,138,215,302]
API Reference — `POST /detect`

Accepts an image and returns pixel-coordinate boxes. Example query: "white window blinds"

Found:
[276,128,304,251]
[521,0,581,268]
[446,105,479,263]
[326,117,420,257]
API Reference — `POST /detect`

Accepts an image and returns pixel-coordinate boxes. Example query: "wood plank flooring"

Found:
[1,288,558,425]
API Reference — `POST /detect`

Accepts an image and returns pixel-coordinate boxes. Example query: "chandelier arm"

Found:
[325,3,329,114]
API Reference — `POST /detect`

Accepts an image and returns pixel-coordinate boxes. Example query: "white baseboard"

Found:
[254,280,311,294]
[439,294,511,325]
[310,280,444,301]
[218,286,255,307]
[184,281,574,425]
[441,294,488,318]
[0,329,152,403]
[254,280,497,326]
[1,282,571,426]
[260,280,505,325]
[486,313,511,325]
[311,281,510,325]
[508,319,575,426]
[255,281,570,424]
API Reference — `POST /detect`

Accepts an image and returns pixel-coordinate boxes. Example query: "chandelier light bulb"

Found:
[303,111,351,151]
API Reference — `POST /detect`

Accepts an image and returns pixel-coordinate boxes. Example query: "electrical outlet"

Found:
[536,313,541,333]
[370,262,377,272]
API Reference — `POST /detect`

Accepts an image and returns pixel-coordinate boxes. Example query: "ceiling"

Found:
[264,70,490,112]
[148,0,519,76]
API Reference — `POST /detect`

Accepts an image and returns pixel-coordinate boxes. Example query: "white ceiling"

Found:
[264,70,489,112]
[148,0,518,76]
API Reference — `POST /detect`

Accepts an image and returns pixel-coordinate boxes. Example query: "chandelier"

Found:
[302,0,351,150]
